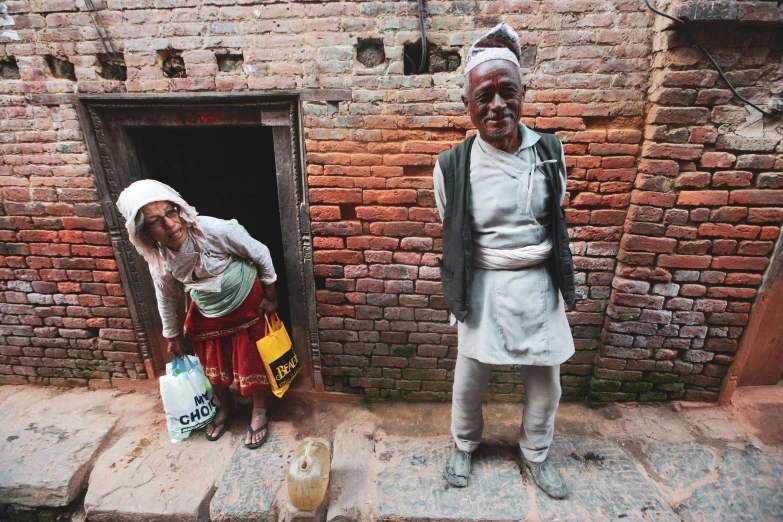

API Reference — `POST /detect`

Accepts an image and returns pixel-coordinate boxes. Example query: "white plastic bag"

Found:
[159,355,217,443]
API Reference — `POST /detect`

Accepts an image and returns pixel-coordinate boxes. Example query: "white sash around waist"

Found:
[472,238,553,270]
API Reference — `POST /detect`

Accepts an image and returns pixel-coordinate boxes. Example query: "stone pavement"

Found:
[0,384,781,522]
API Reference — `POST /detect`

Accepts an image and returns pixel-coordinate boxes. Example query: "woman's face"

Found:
[141,200,188,250]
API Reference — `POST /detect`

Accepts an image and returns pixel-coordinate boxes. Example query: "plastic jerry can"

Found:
[286,440,330,511]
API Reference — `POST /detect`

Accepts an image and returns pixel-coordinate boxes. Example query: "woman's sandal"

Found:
[205,409,236,441]
[244,422,268,449]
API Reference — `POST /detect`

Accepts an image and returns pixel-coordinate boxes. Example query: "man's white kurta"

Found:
[433,123,575,366]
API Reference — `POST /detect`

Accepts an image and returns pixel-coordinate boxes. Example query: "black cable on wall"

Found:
[644,0,779,117]
[416,0,428,74]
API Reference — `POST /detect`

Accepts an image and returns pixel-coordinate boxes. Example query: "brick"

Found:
[310,206,341,221]
[724,273,762,286]
[355,207,408,221]
[699,223,760,239]
[747,208,783,223]
[642,143,706,159]
[309,188,362,204]
[650,107,709,125]
[363,190,417,205]
[760,227,780,240]
[700,152,736,168]
[675,172,711,188]
[613,292,665,309]
[708,313,748,326]
[736,155,775,170]
[676,191,729,206]
[686,126,717,146]
[313,250,363,264]
[711,256,769,271]
[757,173,783,189]
[621,235,676,253]
[630,191,676,208]
[712,171,752,187]
[658,255,712,269]
[710,207,747,223]
[590,210,627,225]
[661,70,717,87]
[639,159,679,176]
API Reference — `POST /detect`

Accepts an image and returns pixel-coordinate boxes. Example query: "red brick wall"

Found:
[302,0,652,399]
[1,100,143,387]
[0,0,781,401]
[593,22,783,402]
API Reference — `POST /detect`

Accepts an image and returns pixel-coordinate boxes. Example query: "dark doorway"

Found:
[126,126,291,331]
[79,96,323,386]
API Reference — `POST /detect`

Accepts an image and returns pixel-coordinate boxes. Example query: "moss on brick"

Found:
[647,372,679,383]
[382,389,402,400]
[657,382,685,392]
[590,378,622,392]
[5,507,37,522]
[638,391,669,402]
[391,344,417,357]
[562,386,589,397]
[621,381,654,393]
[589,391,636,402]
[36,510,62,522]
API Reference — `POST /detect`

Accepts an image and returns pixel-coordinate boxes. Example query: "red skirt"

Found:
[183,279,270,395]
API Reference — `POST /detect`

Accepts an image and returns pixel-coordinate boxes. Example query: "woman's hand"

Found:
[258,298,278,316]
[259,282,278,316]
[167,336,185,359]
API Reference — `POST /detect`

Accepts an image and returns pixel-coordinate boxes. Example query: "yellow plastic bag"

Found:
[256,313,300,398]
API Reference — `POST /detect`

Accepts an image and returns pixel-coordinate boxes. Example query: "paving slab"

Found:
[0,388,116,508]
[326,413,376,522]
[84,423,237,522]
[210,422,297,522]
[533,437,679,522]
[645,442,717,497]
[662,444,783,522]
[375,435,530,522]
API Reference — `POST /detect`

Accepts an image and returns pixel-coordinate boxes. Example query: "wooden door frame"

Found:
[719,230,783,405]
[76,92,340,391]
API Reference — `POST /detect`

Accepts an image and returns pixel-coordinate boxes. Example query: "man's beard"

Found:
[482,109,515,138]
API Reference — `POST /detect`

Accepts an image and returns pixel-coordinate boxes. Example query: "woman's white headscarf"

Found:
[116,179,204,278]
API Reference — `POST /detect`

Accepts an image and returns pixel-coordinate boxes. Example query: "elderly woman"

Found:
[117,179,278,449]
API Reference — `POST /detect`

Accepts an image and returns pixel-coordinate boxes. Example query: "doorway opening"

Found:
[126,125,291,334]
[78,95,326,387]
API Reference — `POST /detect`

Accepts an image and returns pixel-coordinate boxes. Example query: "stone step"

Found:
[358,434,679,522]
[646,442,783,521]
[210,422,298,522]
[206,416,683,522]
[84,421,238,522]
[375,436,530,521]
[325,415,375,522]
[4,385,782,522]
[0,387,116,509]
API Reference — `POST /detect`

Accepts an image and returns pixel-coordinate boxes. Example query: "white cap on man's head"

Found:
[463,23,523,77]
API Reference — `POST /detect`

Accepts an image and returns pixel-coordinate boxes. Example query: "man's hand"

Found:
[258,298,278,316]
[167,336,185,359]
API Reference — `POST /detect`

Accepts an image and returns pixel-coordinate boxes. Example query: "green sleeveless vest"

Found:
[437,131,576,322]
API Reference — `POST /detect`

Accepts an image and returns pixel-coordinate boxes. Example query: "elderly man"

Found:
[433,23,576,499]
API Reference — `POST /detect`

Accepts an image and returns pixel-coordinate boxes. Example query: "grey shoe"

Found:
[444,445,472,487]
[521,454,568,499]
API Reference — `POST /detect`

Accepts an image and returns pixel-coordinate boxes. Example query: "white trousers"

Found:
[451,353,562,463]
